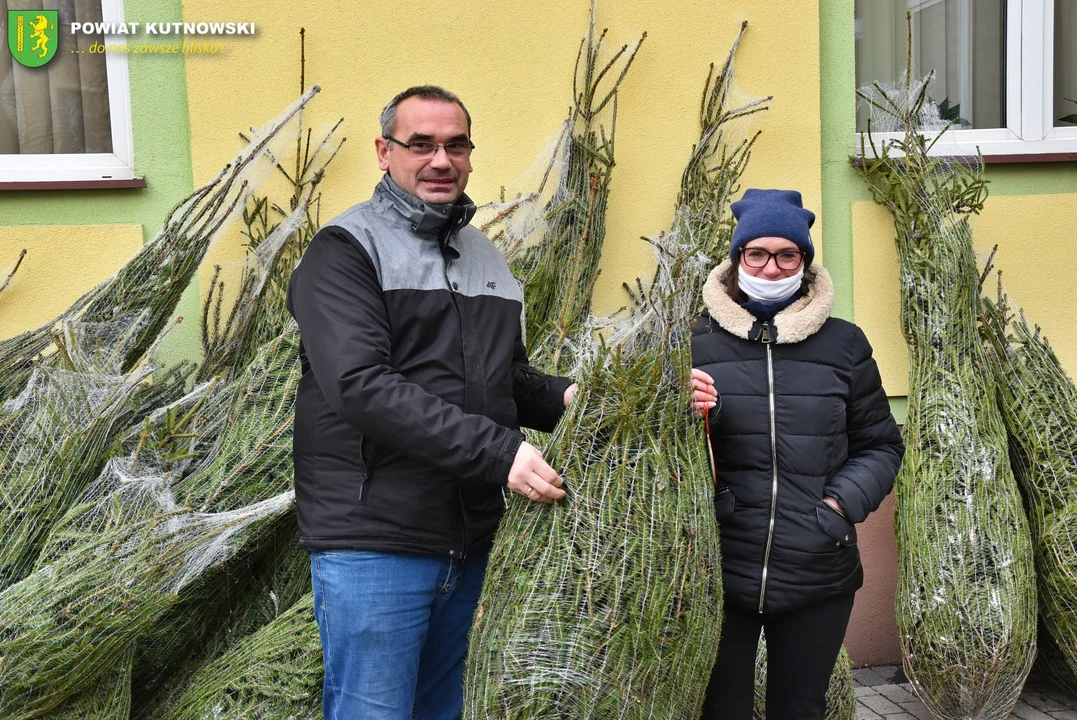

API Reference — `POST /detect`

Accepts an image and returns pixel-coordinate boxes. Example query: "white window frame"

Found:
[859,0,1077,158]
[0,0,135,182]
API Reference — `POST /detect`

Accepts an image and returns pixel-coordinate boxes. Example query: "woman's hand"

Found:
[690,369,718,418]
[824,496,847,518]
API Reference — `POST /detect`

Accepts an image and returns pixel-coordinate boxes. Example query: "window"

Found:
[0,0,135,183]
[855,0,1077,157]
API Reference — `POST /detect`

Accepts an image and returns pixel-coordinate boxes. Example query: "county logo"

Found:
[8,10,58,68]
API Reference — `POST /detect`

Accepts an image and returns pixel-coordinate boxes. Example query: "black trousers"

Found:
[700,593,855,720]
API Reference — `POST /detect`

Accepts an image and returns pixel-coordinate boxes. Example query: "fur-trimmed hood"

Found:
[701,259,834,344]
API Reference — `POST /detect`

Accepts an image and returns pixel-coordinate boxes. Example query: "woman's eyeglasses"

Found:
[741,248,804,271]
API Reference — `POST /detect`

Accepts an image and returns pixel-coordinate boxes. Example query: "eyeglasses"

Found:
[383,136,475,160]
[740,248,804,270]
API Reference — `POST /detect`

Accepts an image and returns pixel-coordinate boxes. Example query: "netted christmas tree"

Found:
[981,270,1077,692]
[752,640,856,720]
[0,472,295,718]
[853,18,1036,718]
[156,591,323,720]
[0,71,339,717]
[487,6,644,372]
[464,22,767,719]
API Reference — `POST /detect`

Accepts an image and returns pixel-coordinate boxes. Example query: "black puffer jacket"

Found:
[287,175,572,559]
[691,260,904,614]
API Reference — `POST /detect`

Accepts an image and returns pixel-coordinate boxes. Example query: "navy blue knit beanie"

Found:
[730,189,816,268]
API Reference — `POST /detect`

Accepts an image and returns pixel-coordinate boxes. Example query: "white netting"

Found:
[858,70,951,135]
[0,313,164,592]
[0,463,294,718]
[855,65,1037,719]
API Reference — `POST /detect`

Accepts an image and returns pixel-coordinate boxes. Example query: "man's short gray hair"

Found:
[379,86,472,138]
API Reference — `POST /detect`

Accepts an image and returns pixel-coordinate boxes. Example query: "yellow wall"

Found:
[0,225,144,339]
[180,0,823,314]
[853,194,1077,396]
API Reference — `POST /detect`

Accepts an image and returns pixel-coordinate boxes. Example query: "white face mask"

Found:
[737,265,804,303]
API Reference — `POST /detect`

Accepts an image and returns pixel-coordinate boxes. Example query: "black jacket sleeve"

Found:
[510,331,573,433]
[824,326,905,524]
[287,227,523,486]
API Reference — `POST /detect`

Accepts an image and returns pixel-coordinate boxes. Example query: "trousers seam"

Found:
[315,554,338,718]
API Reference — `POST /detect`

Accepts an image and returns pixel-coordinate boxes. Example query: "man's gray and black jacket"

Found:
[286,174,572,558]
[691,260,904,614]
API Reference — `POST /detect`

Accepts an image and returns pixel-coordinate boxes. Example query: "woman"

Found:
[690,189,904,719]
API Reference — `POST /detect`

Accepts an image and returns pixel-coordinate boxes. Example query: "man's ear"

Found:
[375,136,390,171]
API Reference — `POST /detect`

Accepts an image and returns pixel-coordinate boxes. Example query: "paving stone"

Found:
[877,683,918,704]
[856,705,883,720]
[1011,700,1055,720]
[897,701,932,720]
[874,665,910,684]
[854,666,1077,719]
[860,693,904,716]
[1047,692,1077,710]
[1023,690,1069,712]
[854,667,889,687]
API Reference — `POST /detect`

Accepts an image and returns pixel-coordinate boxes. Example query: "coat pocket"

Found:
[357,436,376,504]
[816,501,857,547]
[715,487,735,522]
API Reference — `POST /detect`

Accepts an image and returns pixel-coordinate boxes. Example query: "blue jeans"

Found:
[310,546,490,720]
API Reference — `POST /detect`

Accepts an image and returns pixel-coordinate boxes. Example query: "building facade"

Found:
[2,0,1075,665]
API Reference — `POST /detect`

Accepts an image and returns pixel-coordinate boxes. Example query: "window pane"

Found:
[1056,0,1077,127]
[0,0,113,154]
[855,0,1006,132]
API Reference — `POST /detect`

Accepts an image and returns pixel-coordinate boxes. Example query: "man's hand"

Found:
[563,383,578,408]
[507,441,566,503]
[824,496,847,518]
[690,369,718,418]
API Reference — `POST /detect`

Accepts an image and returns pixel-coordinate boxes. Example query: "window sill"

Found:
[979,152,1077,164]
[0,178,147,191]
[851,153,1077,168]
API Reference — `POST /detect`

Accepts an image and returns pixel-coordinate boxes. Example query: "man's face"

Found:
[375,97,473,204]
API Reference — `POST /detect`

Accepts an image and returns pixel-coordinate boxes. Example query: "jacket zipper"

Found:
[758,322,778,614]
[456,488,469,562]
[357,439,373,503]
[439,228,468,562]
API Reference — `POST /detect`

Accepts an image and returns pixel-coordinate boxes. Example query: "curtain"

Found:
[0,0,112,155]
[1056,0,1077,126]
[855,0,1005,131]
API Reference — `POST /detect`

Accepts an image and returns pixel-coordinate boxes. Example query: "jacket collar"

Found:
[701,259,834,344]
[375,173,477,238]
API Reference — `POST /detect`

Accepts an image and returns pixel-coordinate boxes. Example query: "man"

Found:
[286,85,576,720]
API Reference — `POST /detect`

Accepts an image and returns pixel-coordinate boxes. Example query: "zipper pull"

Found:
[761,322,771,344]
